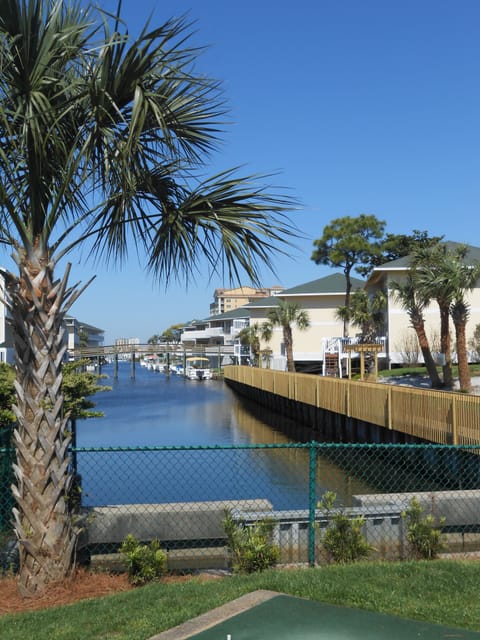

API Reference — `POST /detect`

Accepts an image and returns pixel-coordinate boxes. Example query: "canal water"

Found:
[77,363,372,509]
[78,362,276,448]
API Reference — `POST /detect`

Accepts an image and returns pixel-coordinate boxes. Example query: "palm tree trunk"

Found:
[7,259,77,596]
[284,326,296,372]
[439,304,453,388]
[453,315,471,393]
[410,315,443,388]
[343,270,352,338]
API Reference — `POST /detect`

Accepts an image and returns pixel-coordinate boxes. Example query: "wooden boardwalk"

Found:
[224,366,480,446]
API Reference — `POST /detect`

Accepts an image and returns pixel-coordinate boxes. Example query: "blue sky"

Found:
[69,0,480,344]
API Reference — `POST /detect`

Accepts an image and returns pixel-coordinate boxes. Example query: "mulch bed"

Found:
[0,569,220,615]
[0,569,134,615]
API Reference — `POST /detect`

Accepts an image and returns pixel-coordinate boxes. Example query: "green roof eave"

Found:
[205,307,252,322]
[244,295,280,309]
[279,273,365,296]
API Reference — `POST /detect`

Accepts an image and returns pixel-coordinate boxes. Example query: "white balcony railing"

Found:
[181,327,224,342]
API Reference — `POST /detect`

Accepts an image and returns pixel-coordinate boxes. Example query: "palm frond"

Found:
[83,166,297,285]
[145,170,297,286]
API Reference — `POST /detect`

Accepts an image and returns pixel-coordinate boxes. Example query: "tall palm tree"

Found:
[451,297,472,392]
[390,274,443,389]
[447,259,480,392]
[413,244,457,388]
[0,0,295,596]
[261,300,310,372]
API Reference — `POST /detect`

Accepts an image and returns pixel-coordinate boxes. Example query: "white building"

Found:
[249,242,480,373]
[181,308,249,358]
[0,272,14,363]
[366,242,480,365]
[65,317,105,353]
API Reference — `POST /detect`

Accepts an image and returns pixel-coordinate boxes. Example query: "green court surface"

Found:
[152,590,480,640]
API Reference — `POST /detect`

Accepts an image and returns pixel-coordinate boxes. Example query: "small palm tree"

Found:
[0,0,295,596]
[336,289,385,375]
[237,323,261,365]
[261,300,310,372]
[336,289,386,344]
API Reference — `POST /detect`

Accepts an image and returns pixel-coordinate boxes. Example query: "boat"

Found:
[169,364,184,375]
[185,357,212,380]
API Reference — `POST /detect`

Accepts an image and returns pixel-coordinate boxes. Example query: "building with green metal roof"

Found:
[177,241,480,374]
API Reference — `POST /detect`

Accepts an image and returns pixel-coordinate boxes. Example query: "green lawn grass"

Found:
[2,561,480,640]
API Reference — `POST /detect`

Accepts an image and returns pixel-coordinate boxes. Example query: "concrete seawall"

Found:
[225,378,420,445]
[81,499,273,547]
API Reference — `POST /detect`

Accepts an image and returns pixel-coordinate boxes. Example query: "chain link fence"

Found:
[1,440,480,571]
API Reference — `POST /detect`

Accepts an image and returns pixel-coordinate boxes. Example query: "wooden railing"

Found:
[70,343,234,358]
[224,366,480,446]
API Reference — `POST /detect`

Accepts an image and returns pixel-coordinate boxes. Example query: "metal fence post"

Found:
[308,441,317,567]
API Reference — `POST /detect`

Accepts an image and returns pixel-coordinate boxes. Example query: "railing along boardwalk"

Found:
[224,366,480,446]
[71,343,234,358]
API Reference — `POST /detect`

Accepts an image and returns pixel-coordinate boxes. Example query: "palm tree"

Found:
[451,298,472,392]
[336,289,386,375]
[0,0,295,596]
[447,258,480,392]
[413,244,454,387]
[336,289,386,344]
[414,244,478,390]
[261,300,310,372]
[390,274,443,389]
[237,323,261,365]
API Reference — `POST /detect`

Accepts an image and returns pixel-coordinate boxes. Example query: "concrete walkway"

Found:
[379,374,480,394]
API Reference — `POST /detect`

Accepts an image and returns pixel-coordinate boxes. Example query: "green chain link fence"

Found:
[1,441,480,571]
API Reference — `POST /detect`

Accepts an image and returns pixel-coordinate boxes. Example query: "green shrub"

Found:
[223,510,280,573]
[401,497,445,559]
[318,491,373,564]
[120,534,167,585]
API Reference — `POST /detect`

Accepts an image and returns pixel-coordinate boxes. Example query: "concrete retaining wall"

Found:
[352,489,480,528]
[80,499,273,547]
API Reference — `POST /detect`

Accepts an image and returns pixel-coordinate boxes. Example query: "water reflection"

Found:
[77,366,373,509]
[230,394,373,504]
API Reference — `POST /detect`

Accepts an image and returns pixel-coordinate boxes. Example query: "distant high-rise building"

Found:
[209,285,283,316]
